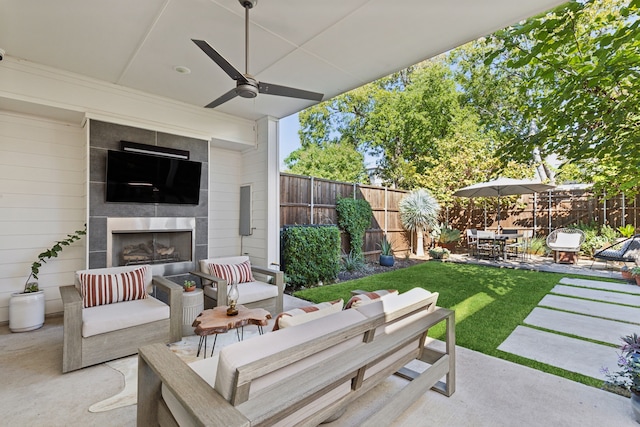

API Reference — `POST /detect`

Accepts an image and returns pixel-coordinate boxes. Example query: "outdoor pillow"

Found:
[344,289,398,309]
[273,299,344,331]
[79,265,149,308]
[208,260,255,285]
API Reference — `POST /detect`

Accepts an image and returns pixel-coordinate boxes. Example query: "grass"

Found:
[294,261,607,389]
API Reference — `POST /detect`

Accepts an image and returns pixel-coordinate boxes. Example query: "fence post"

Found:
[310,176,314,225]
[548,190,552,233]
[384,187,388,234]
[622,193,626,227]
[533,193,537,233]
[603,190,607,225]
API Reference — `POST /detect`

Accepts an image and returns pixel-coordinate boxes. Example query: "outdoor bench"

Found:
[137,287,455,426]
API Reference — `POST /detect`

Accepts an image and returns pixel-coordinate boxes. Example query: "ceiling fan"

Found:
[192,0,324,109]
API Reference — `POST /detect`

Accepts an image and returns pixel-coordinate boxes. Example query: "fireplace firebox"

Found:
[107,217,196,275]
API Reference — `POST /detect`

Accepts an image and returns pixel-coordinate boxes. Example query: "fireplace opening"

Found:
[107,217,196,271]
[114,230,191,266]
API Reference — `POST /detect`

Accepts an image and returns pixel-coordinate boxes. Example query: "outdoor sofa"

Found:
[137,287,455,426]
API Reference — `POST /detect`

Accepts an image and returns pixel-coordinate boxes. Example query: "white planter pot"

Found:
[9,290,45,332]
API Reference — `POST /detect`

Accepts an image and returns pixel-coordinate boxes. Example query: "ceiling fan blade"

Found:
[258,82,324,102]
[205,88,239,108]
[191,39,247,82]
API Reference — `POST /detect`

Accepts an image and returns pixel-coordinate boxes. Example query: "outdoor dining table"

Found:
[475,232,523,259]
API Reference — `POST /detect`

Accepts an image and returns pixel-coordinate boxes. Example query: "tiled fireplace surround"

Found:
[88,120,208,284]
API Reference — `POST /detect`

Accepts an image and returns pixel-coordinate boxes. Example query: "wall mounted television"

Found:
[106,150,202,205]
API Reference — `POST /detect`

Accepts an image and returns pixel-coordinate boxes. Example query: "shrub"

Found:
[429,247,450,260]
[282,225,341,289]
[336,197,372,262]
[342,250,367,272]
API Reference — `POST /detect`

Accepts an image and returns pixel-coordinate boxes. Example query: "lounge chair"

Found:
[592,235,640,268]
[546,228,585,264]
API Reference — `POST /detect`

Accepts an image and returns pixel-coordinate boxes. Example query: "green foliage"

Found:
[336,198,372,261]
[294,262,603,389]
[485,0,640,193]
[342,250,367,273]
[298,60,530,192]
[572,222,619,257]
[183,280,196,289]
[284,142,369,183]
[26,224,87,292]
[529,236,549,256]
[282,226,341,289]
[618,224,636,238]
[378,235,393,256]
[431,224,461,244]
[428,247,450,259]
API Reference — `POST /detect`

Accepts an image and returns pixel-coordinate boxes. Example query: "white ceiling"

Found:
[0,0,566,121]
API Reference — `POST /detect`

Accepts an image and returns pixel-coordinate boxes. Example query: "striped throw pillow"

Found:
[273,299,344,331]
[208,260,255,285]
[344,289,398,309]
[79,265,149,308]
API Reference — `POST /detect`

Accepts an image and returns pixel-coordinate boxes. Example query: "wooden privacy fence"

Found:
[280,173,410,259]
[280,173,640,256]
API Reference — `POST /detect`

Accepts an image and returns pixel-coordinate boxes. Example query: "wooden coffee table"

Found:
[192,305,271,358]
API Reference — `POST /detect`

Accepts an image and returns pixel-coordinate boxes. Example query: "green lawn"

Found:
[294,261,608,389]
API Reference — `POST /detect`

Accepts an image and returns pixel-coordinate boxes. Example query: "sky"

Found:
[278,113,300,170]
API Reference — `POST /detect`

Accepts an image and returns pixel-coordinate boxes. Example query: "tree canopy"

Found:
[291,0,639,196]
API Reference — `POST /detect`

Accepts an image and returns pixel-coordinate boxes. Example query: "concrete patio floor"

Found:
[1,256,638,426]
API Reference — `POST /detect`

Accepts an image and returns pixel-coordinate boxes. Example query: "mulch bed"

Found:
[336,258,426,282]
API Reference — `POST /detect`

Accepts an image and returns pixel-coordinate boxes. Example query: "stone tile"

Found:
[551,284,640,306]
[539,294,640,324]
[559,277,640,294]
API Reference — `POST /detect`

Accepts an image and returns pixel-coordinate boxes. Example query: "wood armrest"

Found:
[137,343,249,427]
[59,285,83,373]
[190,270,228,306]
[152,276,184,342]
[60,284,82,306]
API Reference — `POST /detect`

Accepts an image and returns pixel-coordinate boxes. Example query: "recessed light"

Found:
[174,65,191,74]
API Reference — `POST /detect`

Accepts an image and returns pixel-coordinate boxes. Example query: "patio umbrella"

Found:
[453,177,556,230]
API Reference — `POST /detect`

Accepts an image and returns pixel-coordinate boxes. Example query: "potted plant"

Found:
[183,280,197,292]
[622,266,634,282]
[602,334,640,423]
[632,266,640,286]
[428,246,450,260]
[10,224,86,332]
[378,235,395,267]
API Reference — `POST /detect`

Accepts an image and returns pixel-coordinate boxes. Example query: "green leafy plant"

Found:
[183,280,196,289]
[336,197,372,262]
[428,247,450,260]
[378,235,393,256]
[342,250,366,273]
[529,236,548,256]
[618,224,636,239]
[25,224,87,293]
[631,267,640,277]
[438,227,460,244]
[282,225,341,290]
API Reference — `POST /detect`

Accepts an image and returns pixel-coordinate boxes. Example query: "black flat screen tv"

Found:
[106,150,202,205]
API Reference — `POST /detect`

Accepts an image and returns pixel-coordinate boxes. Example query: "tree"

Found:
[485,0,640,193]
[284,142,369,183]
[399,189,440,256]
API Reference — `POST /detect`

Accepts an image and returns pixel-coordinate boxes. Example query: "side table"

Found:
[182,288,204,336]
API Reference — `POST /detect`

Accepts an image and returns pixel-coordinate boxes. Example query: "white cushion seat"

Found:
[203,280,279,305]
[82,296,170,337]
[553,233,582,251]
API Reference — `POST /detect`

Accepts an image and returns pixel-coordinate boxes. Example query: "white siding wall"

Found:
[0,112,86,322]
[208,147,243,257]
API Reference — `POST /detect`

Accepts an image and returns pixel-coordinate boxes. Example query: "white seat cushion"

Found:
[203,281,278,304]
[554,233,582,250]
[81,296,169,337]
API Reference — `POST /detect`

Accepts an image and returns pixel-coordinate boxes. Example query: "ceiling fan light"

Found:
[236,83,259,98]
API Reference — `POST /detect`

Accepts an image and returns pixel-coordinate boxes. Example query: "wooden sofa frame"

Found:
[59,276,183,373]
[137,302,455,426]
[190,264,284,315]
